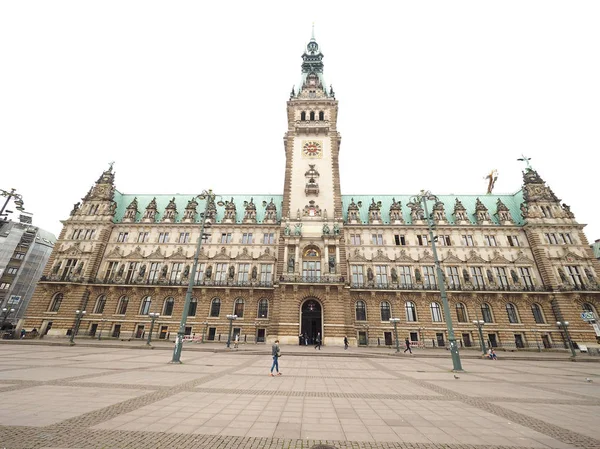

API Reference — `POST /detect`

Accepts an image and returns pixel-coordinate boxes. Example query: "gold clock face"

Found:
[302,140,323,158]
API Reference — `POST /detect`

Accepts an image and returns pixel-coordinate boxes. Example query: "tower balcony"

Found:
[294,120,330,134]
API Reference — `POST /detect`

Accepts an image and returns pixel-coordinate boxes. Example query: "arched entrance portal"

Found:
[301,299,322,344]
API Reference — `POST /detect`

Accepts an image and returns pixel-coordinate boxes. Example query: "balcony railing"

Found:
[279,275,345,284]
[350,282,552,293]
[78,277,273,288]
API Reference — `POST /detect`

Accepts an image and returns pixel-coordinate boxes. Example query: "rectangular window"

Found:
[105,261,119,280]
[0,282,10,290]
[263,233,275,244]
[423,266,436,287]
[559,233,573,244]
[398,266,411,286]
[14,252,25,260]
[437,235,451,246]
[6,267,18,275]
[71,229,79,239]
[544,233,558,244]
[260,264,272,283]
[125,262,140,283]
[446,266,460,288]
[394,235,406,246]
[372,234,383,245]
[351,265,364,285]
[221,233,232,244]
[170,263,183,282]
[62,258,78,279]
[350,234,361,245]
[242,233,253,244]
[494,267,509,287]
[417,235,428,246]
[566,266,584,287]
[470,267,485,289]
[178,232,190,244]
[461,235,474,246]
[84,229,93,240]
[215,263,228,282]
[117,232,128,243]
[237,263,250,282]
[148,262,161,283]
[375,265,388,286]
[137,232,149,243]
[194,263,206,283]
[484,235,497,246]
[158,232,170,243]
[507,235,520,247]
[518,267,534,287]
[302,261,321,278]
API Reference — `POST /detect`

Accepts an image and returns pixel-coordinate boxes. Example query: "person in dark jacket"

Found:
[404,337,412,354]
[270,340,282,376]
[314,332,321,350]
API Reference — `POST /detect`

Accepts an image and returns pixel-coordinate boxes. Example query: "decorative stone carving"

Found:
[143,198,158,222]
[264,198,277,222]
[495,199,513,223]
[453,198,468,222]
[183,198,198,222]
[124,197,138,221]
[243,198,257,223]
[347,198,361,223]
[368,198,382,223]
[162,198,177,222]
[389,197,403,223]
[223,198,237,222]
[303,200,321,217]
[474,198,491,224]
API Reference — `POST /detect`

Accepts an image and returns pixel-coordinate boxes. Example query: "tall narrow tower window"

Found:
[301,111,306,121]
[310,111,315,120]
[319,111,324,121]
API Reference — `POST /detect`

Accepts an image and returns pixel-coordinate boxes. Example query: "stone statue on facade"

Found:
[205,265,212,279]
[391,268,398,283]
[229,265,235,279]
[70,202,80,216]
[283,223,291,236]
[288,256,295,272]
[328,255,335,273]
[251,266,258,280]
[333,223,340,235]
[294,223,302,236]
[511,269,520,283]
[367,267,374,281]
[323,223,330,235]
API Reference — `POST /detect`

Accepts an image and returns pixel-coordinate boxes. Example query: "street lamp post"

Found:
[147,313,160,346]
[557,321,576,357]
[531,328,541,352]
[226,314,238,348]
[473,320,487,355]
[98,319,107,340]
[411,190,463,372]
[0,188,25,221]
[69,310,86,345]
[171,190,222,363]
[389,318,401,352]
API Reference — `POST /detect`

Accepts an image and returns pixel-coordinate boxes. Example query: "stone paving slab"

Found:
[0,366,111,382]
[0,344,599,449]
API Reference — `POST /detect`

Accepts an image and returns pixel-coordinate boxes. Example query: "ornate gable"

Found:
[166,246,187,259]
[162,198,178,222]
[143,198,158,222]
[347,198,361,224]
[475,198,491,224]
[453,198,468,222]
[394,249,415,263]
[264,198,278,223]
[372,249,390,262]
[127,246,145,259]
[490,250,511,264]
[368,198,382,224]
[419,250,435,263]
[514,250,535,265]
[212,247,231,260]
[257,248,275,261]
[466,250,487,264]
[389,197,404,223]
[235,248,253,260]
[442,250,463,264]
[223,198,237,222]
[561,250,584,263]
[106,246,124,258]
[495,198,513,223]
[183,198,198,222]
[349,249,369,262]
[146,247,164,259]
[243,198,257,223]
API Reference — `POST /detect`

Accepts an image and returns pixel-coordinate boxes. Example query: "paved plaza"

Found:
[0,342,599,448]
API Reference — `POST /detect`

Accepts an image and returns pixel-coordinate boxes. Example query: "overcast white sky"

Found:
[1,1,599,242]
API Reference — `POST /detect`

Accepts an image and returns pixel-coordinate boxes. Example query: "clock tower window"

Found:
[309,111,315,120]
[319,111,324,121]
[301,111,306,121]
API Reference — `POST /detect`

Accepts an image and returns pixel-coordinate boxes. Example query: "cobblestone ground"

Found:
[0,342,599,448]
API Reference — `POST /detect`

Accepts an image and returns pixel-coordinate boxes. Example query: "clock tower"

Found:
[281,30,342,232]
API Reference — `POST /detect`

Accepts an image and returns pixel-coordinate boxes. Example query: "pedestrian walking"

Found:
[233,333,239,349]
[344,335,349,350]
[314,332,321,350]
[403,337,412,354]
[270,340,282,376]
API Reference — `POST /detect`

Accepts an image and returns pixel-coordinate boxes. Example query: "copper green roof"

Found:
[592,241,600,259]
[341,192,525,225]
[113,193,284,224]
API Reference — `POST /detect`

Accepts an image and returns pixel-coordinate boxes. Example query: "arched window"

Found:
[506,303,519,323]
[455,303,467,322]
[531,303,545,324]
[309,111,315,121]
[188,297,197,317]
[49,293,63,312]
[258,298,269,318]
[430,302,442,322]
[301,111,306,121]
[210,298,221,317]
[318,111,324,121]
[405,301,417,322]
[116,296,129,315]
[93,295,106,314]
[380,301,391,321]
[234,298,244,318]
[140,296,152,315]
[355,300,367,321]
[163,297,174,316]
[481,303,493,323]
[582,302,597,315]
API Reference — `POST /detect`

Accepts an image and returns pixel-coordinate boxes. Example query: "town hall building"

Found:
[23,32,600,351]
